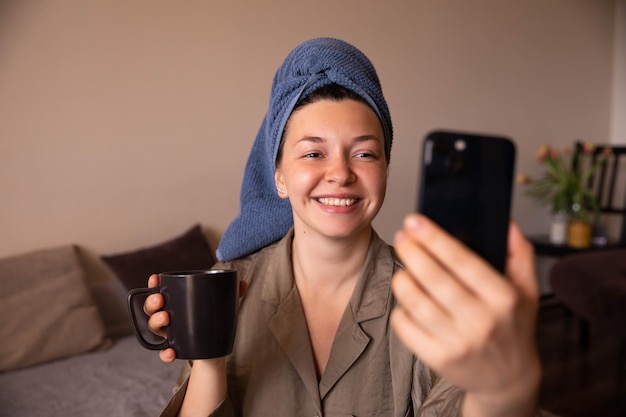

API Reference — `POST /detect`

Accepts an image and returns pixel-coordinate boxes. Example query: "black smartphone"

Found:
[417,130,516,273]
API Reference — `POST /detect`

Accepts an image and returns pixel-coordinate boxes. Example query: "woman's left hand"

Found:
[390,214,541,417]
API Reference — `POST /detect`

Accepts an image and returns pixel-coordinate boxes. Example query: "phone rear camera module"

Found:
[433,138,452,154]
[447,155,465,175]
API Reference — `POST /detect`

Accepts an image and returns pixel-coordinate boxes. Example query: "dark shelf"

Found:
[528,235,624,257]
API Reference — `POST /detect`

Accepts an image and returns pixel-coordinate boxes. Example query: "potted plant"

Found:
[518,143,611,247]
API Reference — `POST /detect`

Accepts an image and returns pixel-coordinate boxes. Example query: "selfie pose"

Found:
[144,37,542,417]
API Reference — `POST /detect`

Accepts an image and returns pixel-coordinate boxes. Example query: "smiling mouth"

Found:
[316,197,358,207]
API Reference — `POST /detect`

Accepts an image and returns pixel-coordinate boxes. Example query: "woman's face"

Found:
[275,98,388,241]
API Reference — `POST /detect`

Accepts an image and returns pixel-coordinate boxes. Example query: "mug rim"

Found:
[158,269,237,277]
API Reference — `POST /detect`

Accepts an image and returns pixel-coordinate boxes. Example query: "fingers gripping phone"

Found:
[417,130,516,273]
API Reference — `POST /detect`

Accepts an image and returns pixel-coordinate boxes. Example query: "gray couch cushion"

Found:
[0,245,109,371]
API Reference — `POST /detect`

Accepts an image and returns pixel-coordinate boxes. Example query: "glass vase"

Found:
[549,211,568,245]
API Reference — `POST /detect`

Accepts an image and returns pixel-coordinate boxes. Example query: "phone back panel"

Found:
[417,131,516,273]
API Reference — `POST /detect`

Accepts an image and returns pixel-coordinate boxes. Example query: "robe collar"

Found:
[261,229,396,401]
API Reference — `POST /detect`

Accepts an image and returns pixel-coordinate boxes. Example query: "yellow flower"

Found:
[535,145,550,161]
[517,173,532,184]
[549,147,559,159]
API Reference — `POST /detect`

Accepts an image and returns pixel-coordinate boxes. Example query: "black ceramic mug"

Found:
[127,269,239,359]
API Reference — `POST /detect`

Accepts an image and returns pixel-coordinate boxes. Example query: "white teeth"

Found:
[317,198,357,207]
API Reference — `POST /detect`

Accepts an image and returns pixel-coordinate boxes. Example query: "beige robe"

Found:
[159,229,466,417]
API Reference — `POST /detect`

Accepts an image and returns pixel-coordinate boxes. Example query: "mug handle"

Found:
[127,287,171,351]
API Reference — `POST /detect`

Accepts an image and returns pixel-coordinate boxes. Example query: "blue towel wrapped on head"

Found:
[216,37,393,262]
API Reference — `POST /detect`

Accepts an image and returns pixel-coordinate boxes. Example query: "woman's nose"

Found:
[326,155,356,184]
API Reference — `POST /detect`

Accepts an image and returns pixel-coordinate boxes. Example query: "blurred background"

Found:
[1,0,624,261]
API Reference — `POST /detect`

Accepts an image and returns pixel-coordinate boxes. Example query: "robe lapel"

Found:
[318,306,371,398]
[262,229,396,403]
[319,231,396,398]
[267,285,322,409]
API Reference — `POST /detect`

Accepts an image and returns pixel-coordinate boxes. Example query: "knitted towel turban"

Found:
[216,37,393,262]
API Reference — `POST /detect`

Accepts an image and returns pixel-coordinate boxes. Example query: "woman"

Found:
[145,37,541,417]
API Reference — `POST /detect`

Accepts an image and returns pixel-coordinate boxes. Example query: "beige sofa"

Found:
[0,224,216,417]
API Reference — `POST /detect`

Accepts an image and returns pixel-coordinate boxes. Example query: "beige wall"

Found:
[0,1,617,260]
[611,0,626,143]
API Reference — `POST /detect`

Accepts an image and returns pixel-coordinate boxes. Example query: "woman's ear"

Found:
[274,170,288,198]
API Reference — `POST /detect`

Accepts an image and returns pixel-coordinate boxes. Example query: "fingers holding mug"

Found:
[143,274,176,362]
[147,309,169,339]
[143,274,162,314]
[142,274,168,339]
[159,347,177,363]
[128,269,240,361]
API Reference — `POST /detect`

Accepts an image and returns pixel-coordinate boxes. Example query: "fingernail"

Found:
[406,215,422,231]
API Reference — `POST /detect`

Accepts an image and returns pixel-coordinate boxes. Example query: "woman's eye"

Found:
[355,152,376,159]
[303,152,322,159]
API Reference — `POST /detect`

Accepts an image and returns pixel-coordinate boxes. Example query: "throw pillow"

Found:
[0,245,109,371]
[101,224,216,292]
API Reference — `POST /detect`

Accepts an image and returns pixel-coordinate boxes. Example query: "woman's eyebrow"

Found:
[354,135,381,143]
[296,136,324,144]
[296,135,381,144]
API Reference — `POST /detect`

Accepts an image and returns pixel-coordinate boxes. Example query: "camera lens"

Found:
[447,155,465,175]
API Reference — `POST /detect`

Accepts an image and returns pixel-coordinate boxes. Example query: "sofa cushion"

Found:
[549,248,626,340]
[0,245,109,371]
[89,277,133,339]
[101,224,216,292]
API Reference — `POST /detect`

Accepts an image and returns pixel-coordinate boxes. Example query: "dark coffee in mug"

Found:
[127,269,239,359]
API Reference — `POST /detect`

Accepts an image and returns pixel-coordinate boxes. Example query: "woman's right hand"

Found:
[143,274,249,365]
[143,274,177,363]
[144,273,249,416]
